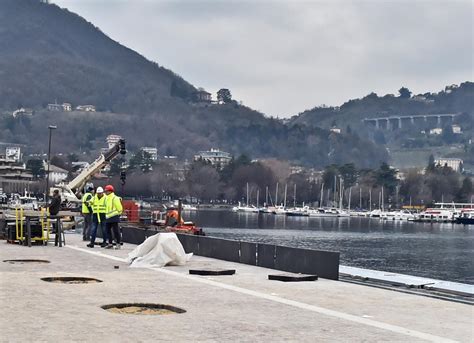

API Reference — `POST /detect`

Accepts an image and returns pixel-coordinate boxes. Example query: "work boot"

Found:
[100,242,107,248]
[105,244,113,249]
[86,243,94,248]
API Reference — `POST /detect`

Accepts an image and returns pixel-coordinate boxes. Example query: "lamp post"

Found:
[45,125,57,204]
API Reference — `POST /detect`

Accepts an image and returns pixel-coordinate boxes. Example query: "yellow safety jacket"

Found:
[81,192,93,214]
[105,192,123,219]
[91,194,107,222]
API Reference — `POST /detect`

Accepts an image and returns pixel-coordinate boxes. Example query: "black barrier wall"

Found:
[120,227,339,280]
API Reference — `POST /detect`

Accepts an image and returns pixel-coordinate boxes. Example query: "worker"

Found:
[104,184,123,249]
[48,189,61,216]
[81,186,94,241]
[48,189,62,236]
[87,186,107,248]
[165,206,184,227]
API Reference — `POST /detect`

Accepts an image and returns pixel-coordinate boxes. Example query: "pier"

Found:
[1,233,472,342]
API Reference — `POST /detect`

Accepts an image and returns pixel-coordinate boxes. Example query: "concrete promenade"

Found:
[0,234,472,342]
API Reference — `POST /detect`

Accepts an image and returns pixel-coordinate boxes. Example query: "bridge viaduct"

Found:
[363,113,460,130]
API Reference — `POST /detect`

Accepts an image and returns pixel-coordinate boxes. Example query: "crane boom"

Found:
[52,139,126,204]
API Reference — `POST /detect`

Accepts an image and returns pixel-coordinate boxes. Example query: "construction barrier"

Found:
[120,226,340,280]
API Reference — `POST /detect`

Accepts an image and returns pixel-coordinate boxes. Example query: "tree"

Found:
[427,154,436,172]
[455,177,473,202]
[375,163,398,193]
[217,88,232,104]
[26,159,45,179]
[398,87,412,99]
[338,163,358,187]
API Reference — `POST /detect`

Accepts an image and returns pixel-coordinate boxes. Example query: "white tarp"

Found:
[127,232,192,268]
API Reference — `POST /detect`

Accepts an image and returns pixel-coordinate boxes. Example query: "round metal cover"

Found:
[4,259,50,264]
[101,303,186,315]
[41,277,102,284]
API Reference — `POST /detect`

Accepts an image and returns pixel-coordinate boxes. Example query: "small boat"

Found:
[286,206,309,217]
[232,202,259,213]
[456,209,474,224]
[181,204,198,211]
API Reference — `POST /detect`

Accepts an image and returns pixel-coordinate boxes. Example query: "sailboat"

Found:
[286,184,309,216]
[232,182,259,213]
[272,183,287,215]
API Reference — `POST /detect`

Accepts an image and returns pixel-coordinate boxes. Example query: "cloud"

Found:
[53,0,473,117]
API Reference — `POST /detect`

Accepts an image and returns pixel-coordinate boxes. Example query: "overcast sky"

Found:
[53,0,473,118]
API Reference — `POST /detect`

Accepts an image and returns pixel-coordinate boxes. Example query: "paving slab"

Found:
[0,234,472,342]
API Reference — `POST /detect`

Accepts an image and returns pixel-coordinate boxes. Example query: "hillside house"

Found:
[194,148,231,168]
[194,89,212,102]
[434,158,463,173]
[12,108,33,118]
[429,128,443,135]
[47,102,72,112]
[76,105,96,112]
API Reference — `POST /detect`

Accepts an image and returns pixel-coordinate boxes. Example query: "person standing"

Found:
[81,186,94,241]
[87,187,107,248]
[48,189,61,216]
[104,184,123,249]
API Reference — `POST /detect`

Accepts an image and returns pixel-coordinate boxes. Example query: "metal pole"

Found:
[45,125,57,204]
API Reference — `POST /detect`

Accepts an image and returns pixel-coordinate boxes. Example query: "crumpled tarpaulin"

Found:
[127,232,192,268]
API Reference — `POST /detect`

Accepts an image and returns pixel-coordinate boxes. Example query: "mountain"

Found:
[0,0,387,168]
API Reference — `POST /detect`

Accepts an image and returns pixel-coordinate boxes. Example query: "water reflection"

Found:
[184,210,474,284]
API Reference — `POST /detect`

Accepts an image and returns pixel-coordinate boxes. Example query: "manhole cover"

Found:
[102,303,186,315]
[189,268,235,276]
[268,274,318,282]
[41,277,102,284]
[4,259,50,264]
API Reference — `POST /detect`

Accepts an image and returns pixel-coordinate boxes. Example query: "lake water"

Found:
[183,209,474,284]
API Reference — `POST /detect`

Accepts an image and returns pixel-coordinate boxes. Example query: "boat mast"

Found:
[359,187,362,209]
[284,184,287,209]
[265,186,268,207]
[246,182,249,207]
[381,186,384,211]
[348,187,352,211]
[275,183,279,207]
[293,184,296,208]
[257,189,259,208]
[369,188,372,211]
[320,183,324,208]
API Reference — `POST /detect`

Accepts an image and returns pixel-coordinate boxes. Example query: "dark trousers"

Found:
[90,220,107,244]
[83,213,92,240]
[106,222,121,245]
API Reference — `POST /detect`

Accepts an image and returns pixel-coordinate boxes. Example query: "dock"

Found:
[1,234,472,342]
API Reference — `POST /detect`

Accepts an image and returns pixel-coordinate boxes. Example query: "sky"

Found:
[53,0,473,118]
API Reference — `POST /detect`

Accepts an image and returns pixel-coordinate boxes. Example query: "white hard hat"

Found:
[96,186,104,193]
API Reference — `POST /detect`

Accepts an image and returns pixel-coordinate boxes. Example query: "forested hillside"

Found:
[0,0,387,168]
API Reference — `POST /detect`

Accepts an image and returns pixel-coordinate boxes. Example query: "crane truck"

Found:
[51,139,126,205]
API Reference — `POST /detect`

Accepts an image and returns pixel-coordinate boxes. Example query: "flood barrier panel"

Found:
[120,227,339,280]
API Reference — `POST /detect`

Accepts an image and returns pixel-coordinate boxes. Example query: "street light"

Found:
[45,125,57,204]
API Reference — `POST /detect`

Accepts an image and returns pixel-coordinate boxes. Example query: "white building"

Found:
[194,148,232,168]
[43,162,68,184]
[12,108,33,118]
[47,102,72,112]
[62,103,72,111]
[330,128,341,134]
[141,147,158,161]
[434,158,463,173]
[76,105,96,112]
[106,135,122,149]
[5,147,21,162]
[430,128,443,135]
[452,125,462,134]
